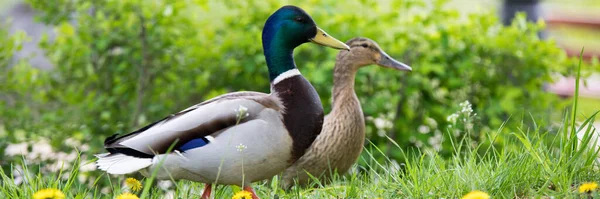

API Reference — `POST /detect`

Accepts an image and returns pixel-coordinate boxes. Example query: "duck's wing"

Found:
[103,91,283,158]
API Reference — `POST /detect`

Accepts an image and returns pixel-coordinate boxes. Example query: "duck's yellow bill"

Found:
[310,27,350,50]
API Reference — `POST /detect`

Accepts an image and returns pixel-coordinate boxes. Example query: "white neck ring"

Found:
[272,68,301,85]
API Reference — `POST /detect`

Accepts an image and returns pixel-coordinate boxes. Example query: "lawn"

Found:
[1,113,598,198]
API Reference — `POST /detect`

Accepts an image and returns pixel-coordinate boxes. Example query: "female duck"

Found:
[96,5,349,199]
[281,38,411,188]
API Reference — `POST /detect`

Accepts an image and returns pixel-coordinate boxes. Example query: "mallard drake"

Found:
[280,37,411,188]
[96,5,349,199]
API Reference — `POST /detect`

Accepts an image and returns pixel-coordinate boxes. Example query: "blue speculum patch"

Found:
[179,137,210,151]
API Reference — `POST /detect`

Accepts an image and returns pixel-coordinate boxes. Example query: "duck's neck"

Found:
[332,58,360,109]
[262,26,297,82]
[326,57,365,164]
[265,48,296,82]
[264,39,324,164]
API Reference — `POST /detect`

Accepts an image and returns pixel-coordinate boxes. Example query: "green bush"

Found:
[1,0,598,165]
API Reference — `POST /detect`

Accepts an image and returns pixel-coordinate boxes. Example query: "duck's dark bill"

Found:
[378,50,412,71]
[309,27,350,50]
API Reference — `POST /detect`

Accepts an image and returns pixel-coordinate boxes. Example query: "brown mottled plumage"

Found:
[281,37,412,188]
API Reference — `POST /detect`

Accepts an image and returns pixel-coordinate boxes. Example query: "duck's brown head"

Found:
[336,37,412,71]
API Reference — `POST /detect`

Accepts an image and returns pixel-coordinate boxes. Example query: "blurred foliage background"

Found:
[0,0,599,181]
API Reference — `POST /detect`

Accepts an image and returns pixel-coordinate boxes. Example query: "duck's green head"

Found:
[263,5,349,81]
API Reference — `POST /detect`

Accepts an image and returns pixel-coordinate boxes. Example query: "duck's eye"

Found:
[361,44,369,48]
[294,16,305,23]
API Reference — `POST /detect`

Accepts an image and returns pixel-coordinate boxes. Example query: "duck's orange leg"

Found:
[243,186,260,199]
[200,184,212,199]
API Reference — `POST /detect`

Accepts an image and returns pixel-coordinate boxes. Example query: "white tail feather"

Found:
[96,153,152,175]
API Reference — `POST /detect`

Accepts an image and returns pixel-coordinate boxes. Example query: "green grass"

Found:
[1,54,599,198]
[1,113,598,198]
[1,119,599,198]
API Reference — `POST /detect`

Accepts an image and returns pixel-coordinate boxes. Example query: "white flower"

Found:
[164,190,176,199]
[237,105,248,113]
[235,143,247,152]
[414,140,423,147]
[56,151,78,163]
[101,187,110,194]
[466,123,474,131]
[409,136,423,147]
[64,138,81,147]
[446,113,459,124]
[28,139,54,162]
[428,132,443,151]
[409,136,417,143]
[418,125,430,134]
[4,142,28,157]
[78,174,87,183]
[425,117,438,128]
[368,114,394,137]
[373,117,393,130]
[453,129,461,137]
[109,47,124,55]
[61,173,70,180]
[47,160,68,172]
[12,165,25,185]
[459,100,473,114]
[389,160,401,175]
[158,180,173,190]
[235,105,250,119]
[80,144,90,151]
[79,161,97,172]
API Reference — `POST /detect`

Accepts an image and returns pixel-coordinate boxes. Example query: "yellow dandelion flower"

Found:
[116,192,140,199]
[33,188,65,199]
[462,190,490,199]
[232,190,253,199]
[125,178,142,192]
[579,182,598,193]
